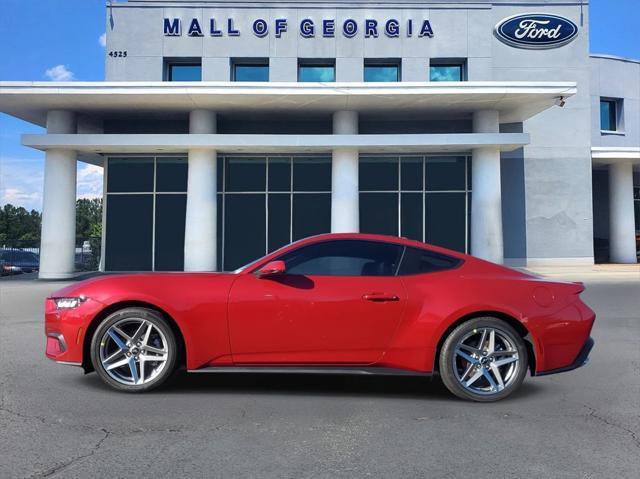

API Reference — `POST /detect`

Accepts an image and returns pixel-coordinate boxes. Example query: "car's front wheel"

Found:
[90,307,178,392]
[439,317,528,402]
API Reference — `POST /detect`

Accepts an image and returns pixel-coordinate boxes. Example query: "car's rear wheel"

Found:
[439,317,528,402]
[90,307,177,392]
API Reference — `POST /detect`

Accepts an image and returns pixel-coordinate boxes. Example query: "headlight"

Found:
[53,297,87,309]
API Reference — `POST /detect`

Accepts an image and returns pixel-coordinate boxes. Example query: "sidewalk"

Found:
[520,263,640,282]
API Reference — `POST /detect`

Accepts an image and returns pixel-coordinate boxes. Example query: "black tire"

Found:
[90,307,178,393]
[439,317,528,402]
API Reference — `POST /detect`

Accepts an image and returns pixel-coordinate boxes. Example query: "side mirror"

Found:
[256,260,286,277]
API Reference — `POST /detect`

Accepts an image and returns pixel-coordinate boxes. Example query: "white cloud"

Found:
[44,64,74,82]
[76,163,104,200]
[0,157,44,211]
[98,33,107,48]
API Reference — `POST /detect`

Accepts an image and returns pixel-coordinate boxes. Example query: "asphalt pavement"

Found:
[0,276,639,478]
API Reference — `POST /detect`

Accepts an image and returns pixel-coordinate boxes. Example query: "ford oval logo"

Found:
[494,13,578,49]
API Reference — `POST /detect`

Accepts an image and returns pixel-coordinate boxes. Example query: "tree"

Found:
[75,198,103,241]
[0,204,41,246]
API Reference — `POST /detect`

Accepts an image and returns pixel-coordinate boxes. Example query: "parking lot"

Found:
[1,276,638,478]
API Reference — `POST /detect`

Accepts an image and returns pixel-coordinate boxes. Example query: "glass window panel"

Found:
[293,157,331,191]
[600,100,617,131]
[360,193,398,236]
[224,194,266,271]
[398,247,462,275]
[268,194,291,252]
[298,65,335,82]
[401,157,423,190]
[156,157,188,192]
[217,193,223,270]
[364,65,399,82]
[292,193,330,240]
[107,158,154,193]
[359,157,398,191]
[105,195,153,271]
[425,192,466,252]
[169,64,202,81]
[225,157,266,192]
[154,194,187,271]
[425,157,466,191]
[277,240,403,276]
[401,193,423,241]
[234,64,269,81]
[268,158,291,191]
[429,65,463,82]
[217,157,224,191]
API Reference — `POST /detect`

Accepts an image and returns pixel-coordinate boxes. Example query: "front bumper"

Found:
[534,337,594,376]
[44,297,105,366]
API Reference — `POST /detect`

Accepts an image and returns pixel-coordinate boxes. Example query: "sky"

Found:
[0,0,639,212]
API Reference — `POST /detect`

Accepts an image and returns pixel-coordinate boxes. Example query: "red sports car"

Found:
[45,233,595,401]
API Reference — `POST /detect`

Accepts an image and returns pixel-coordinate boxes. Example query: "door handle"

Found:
[362,293,400,302]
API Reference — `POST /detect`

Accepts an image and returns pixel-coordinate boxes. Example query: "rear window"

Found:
[397,247,462,275]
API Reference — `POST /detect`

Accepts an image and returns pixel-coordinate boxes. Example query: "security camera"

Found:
[555,96,566,107]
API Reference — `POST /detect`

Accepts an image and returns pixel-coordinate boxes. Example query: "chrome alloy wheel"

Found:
[99,318,169,386]
[453,327,520,396]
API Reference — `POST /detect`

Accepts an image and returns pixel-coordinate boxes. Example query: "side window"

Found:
[398,247,462,275]
[277,240,403,276]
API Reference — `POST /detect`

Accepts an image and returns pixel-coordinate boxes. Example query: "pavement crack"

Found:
[30,428,111,479]
[583,405,640,449]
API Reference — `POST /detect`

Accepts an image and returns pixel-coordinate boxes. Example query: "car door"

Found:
[227,239,407,365]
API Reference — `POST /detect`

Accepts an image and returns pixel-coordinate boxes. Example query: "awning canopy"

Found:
[0,81,577,126]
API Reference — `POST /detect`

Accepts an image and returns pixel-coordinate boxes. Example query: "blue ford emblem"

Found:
[494,13,578,49]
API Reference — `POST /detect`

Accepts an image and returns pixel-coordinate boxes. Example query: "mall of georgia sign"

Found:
[494,13,578,49]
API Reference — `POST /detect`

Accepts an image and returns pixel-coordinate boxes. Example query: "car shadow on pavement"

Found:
[76,370,545,401]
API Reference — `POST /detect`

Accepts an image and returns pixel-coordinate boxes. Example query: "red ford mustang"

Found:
[45,233,595,401]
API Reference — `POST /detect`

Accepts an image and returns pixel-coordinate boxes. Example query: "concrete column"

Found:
[184,110,218,271]
[331,111,359,233]
[608,161,637,263]
[471,110,504,264]
[39,111,77,279]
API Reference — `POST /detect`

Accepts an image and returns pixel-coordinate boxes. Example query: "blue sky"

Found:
[1,0,639,211]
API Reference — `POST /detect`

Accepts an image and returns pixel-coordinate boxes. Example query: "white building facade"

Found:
[0,0,638,278]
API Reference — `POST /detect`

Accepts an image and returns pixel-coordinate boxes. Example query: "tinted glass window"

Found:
[268,194,290,252]
[398,246,462,275]
[224,194,266,270]
[401,193,423,241]
[430,65,463,81]
[293,157,331,191]
[425,157,466,191]
[225,157,266,191]
[277,240,403,276]
[401,157,423,190]
[268,157,291,191]
[292,193,330,240]
[364,64,399,82]
[299,64,335,82]
[168,63,202,81]
[600,99,617,131]
[234,64,269,81]
[154,194,186,271]
[106,195,153,271]
[107,158,154,193]
[360,193,398,236]
[425,192,466,252]
[360,157,398,191]
[156,157,188,192]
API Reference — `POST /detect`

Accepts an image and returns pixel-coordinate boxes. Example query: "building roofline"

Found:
[590,53,640,65]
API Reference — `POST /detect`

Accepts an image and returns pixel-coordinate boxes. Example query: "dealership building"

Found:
[0,0,638,278]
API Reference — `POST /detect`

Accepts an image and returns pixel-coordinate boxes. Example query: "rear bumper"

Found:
[534,337,594,376]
